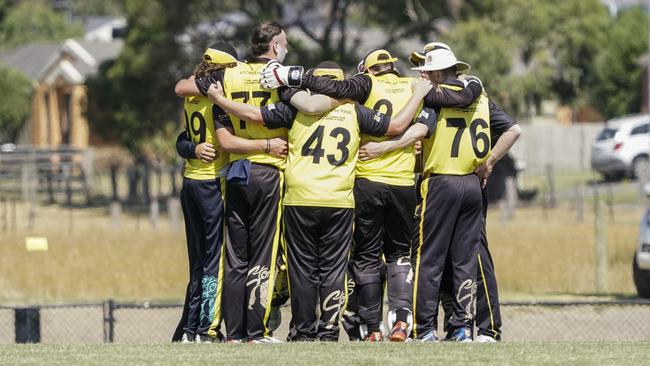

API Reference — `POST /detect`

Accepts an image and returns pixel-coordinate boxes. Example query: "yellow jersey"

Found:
[222,61,288,169]
[358,73,421,186]
[262,101,392,208]
[183,95,228,180]
[422,84,491,175]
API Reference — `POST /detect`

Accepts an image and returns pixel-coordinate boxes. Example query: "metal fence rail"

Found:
[1,299,650,343]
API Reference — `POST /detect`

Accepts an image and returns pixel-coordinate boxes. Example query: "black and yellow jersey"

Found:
[221,61,288,169]
[358,73,421,186]
[182,95,228,179]
[422,83,491,175]
[261,101,391,208]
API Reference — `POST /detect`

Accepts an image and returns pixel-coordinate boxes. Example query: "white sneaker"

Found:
[195,334,215,343]
[249,336,283,344]
[181,333,193,344]
[474,334,498,343]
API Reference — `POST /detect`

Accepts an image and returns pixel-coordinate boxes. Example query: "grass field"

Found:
[0,179,643,303]
[0,342,648,365]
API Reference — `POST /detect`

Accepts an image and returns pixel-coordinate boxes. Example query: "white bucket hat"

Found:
[411,44,470,72]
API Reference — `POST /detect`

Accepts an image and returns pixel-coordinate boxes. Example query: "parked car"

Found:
[634,204,650,298]
[591,114,650,181]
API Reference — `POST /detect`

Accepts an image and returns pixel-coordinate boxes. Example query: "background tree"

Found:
[590,6,648,119]
[0,0,83,50]
[0,66,31,142]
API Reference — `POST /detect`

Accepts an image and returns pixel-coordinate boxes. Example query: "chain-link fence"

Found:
[1,299,650,343]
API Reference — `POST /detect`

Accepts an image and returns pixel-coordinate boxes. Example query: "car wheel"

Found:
[632,155,650,180]
[633,253,650,298]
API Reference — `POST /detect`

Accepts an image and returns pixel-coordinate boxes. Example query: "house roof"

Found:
[0,39,123,83]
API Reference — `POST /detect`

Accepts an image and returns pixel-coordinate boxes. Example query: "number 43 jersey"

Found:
[422,84,491,176]
[262,102,390,208]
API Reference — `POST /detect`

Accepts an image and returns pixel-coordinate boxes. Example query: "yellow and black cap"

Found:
[360,49,398,73]
[203,41,239,65]
[306,60,344,81]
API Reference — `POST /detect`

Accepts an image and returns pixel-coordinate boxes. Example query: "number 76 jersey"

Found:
[422,84,491,176]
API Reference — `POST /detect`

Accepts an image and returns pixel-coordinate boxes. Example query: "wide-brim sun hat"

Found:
[410,42,470,72]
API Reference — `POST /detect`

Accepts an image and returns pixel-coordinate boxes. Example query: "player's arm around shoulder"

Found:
[288,90,344,115]
[358,107,436,161]
[384,79,433,135]
[207,81,264,124]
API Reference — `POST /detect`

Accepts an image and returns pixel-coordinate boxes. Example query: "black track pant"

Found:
[284,206,353,341]
[222,164,282,341]
[351,178,416,331]
[172,178,224,341]
[437,189,502,339]
[412,174,482,339]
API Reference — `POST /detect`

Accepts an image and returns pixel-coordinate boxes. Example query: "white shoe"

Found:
[181,333,193,344]
[474,334,498,343]
[249,336,283,344]
[195,334,215,343]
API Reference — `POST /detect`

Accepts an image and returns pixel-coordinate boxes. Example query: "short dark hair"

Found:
[250,22,284,57]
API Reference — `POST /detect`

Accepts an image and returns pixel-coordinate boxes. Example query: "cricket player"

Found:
[207,60,435,341]
[259,50,483,341]
[175,22,294,343]
[409,42,516,342]
[407,45,520,342]
[170,42,237,343]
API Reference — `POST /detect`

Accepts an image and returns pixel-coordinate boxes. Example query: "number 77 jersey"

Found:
[422,84,491,175]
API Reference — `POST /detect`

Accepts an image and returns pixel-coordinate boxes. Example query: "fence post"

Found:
[593,187,608,293]
[545,164,556,208]
[575,183,584,222]
[103,300,115,343]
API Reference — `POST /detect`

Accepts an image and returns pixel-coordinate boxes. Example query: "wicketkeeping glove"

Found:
[260,61,304,89]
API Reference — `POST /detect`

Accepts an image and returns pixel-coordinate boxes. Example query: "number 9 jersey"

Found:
[422,84,491,175]
[183,95,229,180]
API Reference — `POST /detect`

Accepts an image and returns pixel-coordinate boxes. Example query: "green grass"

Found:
[0,342,648,366]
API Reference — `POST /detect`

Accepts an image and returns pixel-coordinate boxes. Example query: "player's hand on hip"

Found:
[268,137,288,159]
[411,79,434,99]
[260,64,304,89]
[207,81,225,104]
[474,155,496,188]
[358,141,386,161]
[195,142,216,163]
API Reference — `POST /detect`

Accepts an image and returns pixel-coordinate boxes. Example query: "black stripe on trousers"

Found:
[284,206,353,341]
[412,174,482,338]
[172,177,224,341]
[222,163,283,341]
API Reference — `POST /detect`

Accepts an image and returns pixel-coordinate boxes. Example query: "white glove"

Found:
[260,61,304,89]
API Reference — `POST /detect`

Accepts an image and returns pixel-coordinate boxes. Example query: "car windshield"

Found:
[596,127,618,141]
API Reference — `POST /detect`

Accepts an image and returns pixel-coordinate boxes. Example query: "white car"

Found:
[635,205,650,298]
[591,114,650,181]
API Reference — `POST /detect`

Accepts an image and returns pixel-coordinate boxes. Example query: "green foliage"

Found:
[590,7,648,119]
[0,65,32,141]
[0,0,83,50]
[86,0,191,155]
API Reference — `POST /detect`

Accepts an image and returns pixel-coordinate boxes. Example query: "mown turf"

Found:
[1,342,648,366]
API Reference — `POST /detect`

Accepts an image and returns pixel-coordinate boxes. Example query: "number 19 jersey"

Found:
[183,95,228,180]
[422,84,491,175]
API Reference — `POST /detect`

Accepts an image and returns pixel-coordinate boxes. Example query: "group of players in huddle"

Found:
[170,21,521,344]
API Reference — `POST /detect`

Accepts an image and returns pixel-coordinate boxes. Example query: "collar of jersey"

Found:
[245,56,273,64]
